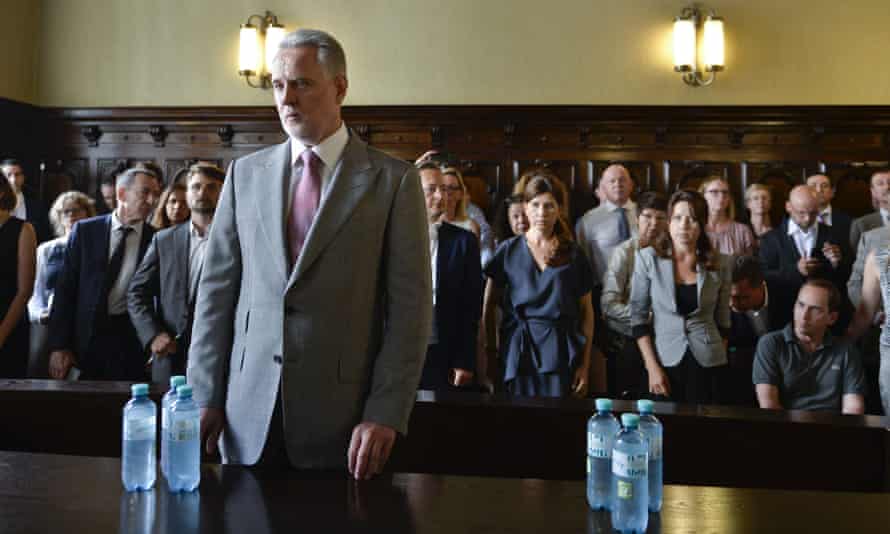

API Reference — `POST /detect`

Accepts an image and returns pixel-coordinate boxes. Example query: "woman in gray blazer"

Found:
[630,190,732,404]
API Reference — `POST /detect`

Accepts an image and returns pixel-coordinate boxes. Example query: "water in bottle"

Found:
[161,375,187,480]
[586,398,620,510]
[611,413,648,534]
[167,385,201,492]
[638,399,663,512]
[122,383,157,491]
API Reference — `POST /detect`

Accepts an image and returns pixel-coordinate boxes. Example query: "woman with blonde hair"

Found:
[27,191,95,376]
[699,176,755,257]
[744,183,774,247]
[151,181,189,229]
[440,166,481,239]
[482,169,604,397]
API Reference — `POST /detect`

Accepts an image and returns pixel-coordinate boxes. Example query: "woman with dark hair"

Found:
[481,170,604,397]
[630,190,732,404]
[493,194,529,244]
[0,177,37,378]
[151,181,189,229]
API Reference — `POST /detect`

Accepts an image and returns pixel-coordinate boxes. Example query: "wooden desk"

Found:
[2,379,889,492]
[1,451,887,534]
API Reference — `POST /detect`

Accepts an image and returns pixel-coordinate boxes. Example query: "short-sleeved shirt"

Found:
[752,324,867,412]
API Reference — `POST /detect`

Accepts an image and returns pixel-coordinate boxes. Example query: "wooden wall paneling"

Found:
[664,160,735,194]
[458,159,507,215]
[822,161,890,217]
[740,161,820,224]
[510,158,584,223]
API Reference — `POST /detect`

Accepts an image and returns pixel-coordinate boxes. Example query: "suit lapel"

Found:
[781,219,802,263]
[287,133,374,289]
[658,255,678,313]
[436,224,455,300]
[175,223,191,302]
[254,141,291,284]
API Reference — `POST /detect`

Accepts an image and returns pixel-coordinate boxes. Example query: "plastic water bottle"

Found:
[611,413,649,534]
[638,399,663,512]
[118,487,155,533]
[167,385,201,492]
[162,375,187,479]
[586,398,620,510]
[122,383,157,491]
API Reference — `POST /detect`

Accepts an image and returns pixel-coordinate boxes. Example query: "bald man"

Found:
[758,185,852,333]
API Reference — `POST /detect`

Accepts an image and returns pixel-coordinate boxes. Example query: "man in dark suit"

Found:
[727,255,784,405]
[849,169,890,250]
[1,158,51,243]
[759,185,852,334]
[128,163,225,384]
[417,162,482,391]
[47,167,160,380]
[806,173,853,249]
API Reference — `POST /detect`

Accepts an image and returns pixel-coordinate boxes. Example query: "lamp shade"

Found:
[265,24,286,73]
[672,17,696,70]
[703,16,725,70]
[239,24,260,73]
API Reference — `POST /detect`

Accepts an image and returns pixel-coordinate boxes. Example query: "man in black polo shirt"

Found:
[752,279,866,414]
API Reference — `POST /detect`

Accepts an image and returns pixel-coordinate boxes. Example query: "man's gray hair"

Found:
[117,167,158,191]
[277,28,347,79]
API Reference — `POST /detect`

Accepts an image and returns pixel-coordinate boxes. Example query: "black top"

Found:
[0,217,24,312]
[676,282,698,316]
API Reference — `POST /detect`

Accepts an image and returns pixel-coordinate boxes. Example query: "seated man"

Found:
[753,279,866,414]
[418,161,482,390]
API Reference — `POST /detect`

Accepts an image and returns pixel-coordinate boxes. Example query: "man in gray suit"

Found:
[127,163,225,384]
[849,169,890,251]
[187,29,431,480]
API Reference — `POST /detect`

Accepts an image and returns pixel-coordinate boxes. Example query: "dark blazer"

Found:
[127,222,195,369]
[829,209,853,253]
[47,214,154,362]
[430,222,483,372]
[758,218,852,330]
[24,195,52,243]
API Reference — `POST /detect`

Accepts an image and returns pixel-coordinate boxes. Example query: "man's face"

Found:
[2,164,25,192]
[806,174,834,209]
[786,194,819,230]
[118,173,160,222]
[637,207,667,244]
[101,183,116,210]
[730,278,765,312]
[420,168,445,223]
[599,165,633,206]
[187,173,222,215]
[271,47,347,145]
[793,284,837,342]
[871,172,890,210]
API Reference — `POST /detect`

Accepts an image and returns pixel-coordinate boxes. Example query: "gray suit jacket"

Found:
[629,247,731,368]
[849,211,884,252]
[847,225,890,307]
[187,133,432,468]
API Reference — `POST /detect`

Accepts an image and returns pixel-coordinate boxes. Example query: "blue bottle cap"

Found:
[595,398,612,411]
[621,413,639,428]
[131,383,149,397]
[170,375,186,389]
[176,385,193,398]
[637,399,654,414]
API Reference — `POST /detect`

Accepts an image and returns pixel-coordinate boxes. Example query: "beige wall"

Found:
[0,0,41,103]
[31,0,890,107]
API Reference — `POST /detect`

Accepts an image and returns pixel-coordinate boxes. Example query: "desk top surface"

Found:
[0,451,887,534]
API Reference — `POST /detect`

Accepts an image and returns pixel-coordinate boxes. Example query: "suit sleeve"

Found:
[46,223,82,355]
[455,233,482,372]
[601,242,632,327]
[847,234,869,308]
[850,220,863,253]
[759,233,802,290]
[187,161,242,409]
[127,233,164,351]
[361,165,433,434]
[629,249,653,339]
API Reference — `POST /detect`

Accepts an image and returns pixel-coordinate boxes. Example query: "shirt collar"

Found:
[601,198,635,212]
[290,121,349,169]
[782,323,834,349]
[820,205,833,217]
[190,220,210,239]
[111,210,144,234]
[787,218,816,237]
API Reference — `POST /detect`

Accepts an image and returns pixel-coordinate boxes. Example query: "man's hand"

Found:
[822,242,842,268]
[347,422,396,480]
[48,350,75,379]
[797,256,822,277]
[150,332,178,358]
[647,364,672,397]
[199,407,225,455]
[450,368,474,387]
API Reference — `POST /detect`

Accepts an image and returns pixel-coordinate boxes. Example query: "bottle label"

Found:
[124,416,156,441]
[616,479,633,500]
[649,435,663,460]
[612,449,647,479]
[170,419,198,442]
[587,432,611,458]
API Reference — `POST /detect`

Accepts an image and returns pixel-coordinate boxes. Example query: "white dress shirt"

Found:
[107,211,144,315]
[287,121,350,219]
[787,218,817,259]
[818,205,833,227]
[575,199,638,286]
[12,191,26,220]
[429,223,439,306]
[188,221,210,300]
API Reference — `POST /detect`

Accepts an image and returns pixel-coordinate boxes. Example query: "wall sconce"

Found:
[238,11,286,89]
[673,6,725,87]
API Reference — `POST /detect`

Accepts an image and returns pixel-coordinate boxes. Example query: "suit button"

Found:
[285,306,297,316]
[273,355,283,364]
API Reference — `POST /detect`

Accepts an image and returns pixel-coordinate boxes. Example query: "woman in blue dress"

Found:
[482,170,602,397]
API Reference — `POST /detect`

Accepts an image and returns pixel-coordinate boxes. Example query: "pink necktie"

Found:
[288,149,322,266]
